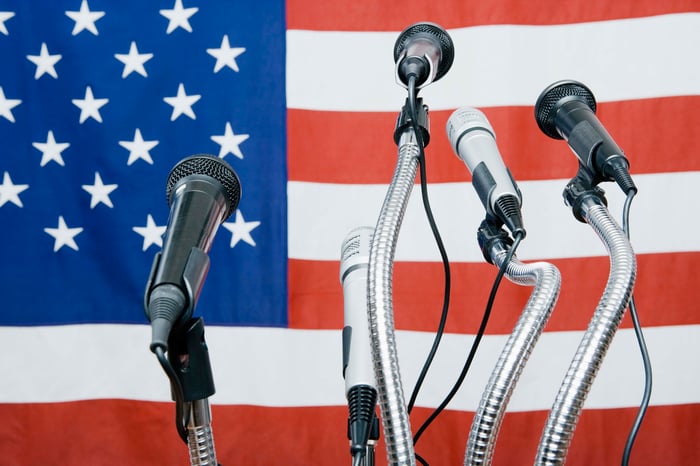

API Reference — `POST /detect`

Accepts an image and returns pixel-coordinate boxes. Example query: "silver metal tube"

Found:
[367,130,420,465]
[186,398,218,466]
[465,243,561,465]
[535,198,636,465]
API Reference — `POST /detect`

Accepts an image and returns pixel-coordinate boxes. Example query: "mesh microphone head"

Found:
[166,154,241,220]
[339,226,373,284]
[393,22,455,84]
[534,80,597,140]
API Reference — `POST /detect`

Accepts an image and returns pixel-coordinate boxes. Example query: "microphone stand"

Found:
[535,171,636,465]
[366,97,429,466]
[464,221,561,465]
[168,317,219,466]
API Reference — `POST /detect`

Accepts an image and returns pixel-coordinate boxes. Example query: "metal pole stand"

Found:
[168,317,220,466]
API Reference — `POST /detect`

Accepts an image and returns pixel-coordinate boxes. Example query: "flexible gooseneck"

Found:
[535,182,636,465]
[186,399,217,465]
[465,223,561,465]
[367,128,420,466]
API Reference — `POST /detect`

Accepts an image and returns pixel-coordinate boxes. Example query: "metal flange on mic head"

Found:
[393,22,455,89]
[534,80,597,140]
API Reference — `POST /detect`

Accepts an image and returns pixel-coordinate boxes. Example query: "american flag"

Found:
[0,1,698,464]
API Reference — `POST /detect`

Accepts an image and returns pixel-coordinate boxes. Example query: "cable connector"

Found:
[347,384,378,459]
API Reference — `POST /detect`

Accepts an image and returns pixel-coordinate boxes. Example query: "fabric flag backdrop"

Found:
[0,1,698,464]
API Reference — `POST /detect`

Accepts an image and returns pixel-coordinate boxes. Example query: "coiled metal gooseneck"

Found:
[465,234,561,465]
[535,195,636,465]
[367,130,420,466]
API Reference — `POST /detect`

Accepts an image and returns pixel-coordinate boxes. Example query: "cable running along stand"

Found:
[365,22,454,466]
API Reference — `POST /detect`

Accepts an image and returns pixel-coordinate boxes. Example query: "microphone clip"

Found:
[563,170,609,223]
[477,218,513,265]
[394,97,430,146]
[168,317,216,402]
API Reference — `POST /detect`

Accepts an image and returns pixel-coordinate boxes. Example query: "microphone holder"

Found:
[464,221,561,465]
[535,173,636,465]
[167,317,219,466]
[366,97,429,466]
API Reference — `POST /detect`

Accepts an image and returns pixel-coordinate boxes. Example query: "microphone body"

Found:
[535,80,636,193]
[447,107,525,237]
[146,154,241,351]
[393,22,454,89]
[340,226,378,458]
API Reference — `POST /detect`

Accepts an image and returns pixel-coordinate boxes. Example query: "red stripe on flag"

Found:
[410,403,700,466]
[289,252,699,333]
[1,400,697,465]
[287,0,698,31]
[288,96,700,184]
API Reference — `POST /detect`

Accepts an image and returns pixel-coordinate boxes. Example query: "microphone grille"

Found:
[166,154,241,220]
[534,80,597,139]
[393,22,455,81]
[339,226,373,283]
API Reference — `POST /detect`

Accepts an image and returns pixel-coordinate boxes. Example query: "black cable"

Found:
[413,231,524,446]
[154,345,189,444]
[404,75,452,416]
[621,190,653,466]
[415,452,429,466]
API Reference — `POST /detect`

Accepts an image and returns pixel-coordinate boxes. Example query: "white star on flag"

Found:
[26,43,62,79]
[133,214,167,251]
[82,172,118,208]
[119,129,159,165]
[0,11,15,35]
[0,172,29,208]
[65,0,105,36]
[160,0,198,34]
[163,83,200,121]
[114,41,153,78]
[32,130,71,167]
[44,216,83,252]
[222,210,261,248]
[0,86,21,123]
[211,122,249,159]
[207,35,246,73]
[72,86,109,124]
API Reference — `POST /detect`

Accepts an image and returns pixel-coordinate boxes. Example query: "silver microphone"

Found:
[447,107,525,237]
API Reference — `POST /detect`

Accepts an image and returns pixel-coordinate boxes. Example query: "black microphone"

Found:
[393,22,454,89]
[145,154,241,352]
[340,226,378,461]
[535,80,636,194]
[447,107,525,237]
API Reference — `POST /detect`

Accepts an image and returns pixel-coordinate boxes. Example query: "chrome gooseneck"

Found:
[465,223,561,465]
[535,181,636,465]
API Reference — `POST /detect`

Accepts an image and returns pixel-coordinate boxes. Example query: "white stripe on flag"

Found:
[288,171,700,262]
[287,13,700,111]
[1,324,698,410]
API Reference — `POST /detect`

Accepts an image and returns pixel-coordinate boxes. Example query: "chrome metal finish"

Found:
[535,198,636,465]
[367,129,420,466]
[465,243,561,465]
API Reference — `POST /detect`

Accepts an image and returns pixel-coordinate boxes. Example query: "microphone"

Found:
[446,107,525,237]
[145,154,241,352]
[534,80,636,194]
[340,226,378,460]
[394,22,454,89]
